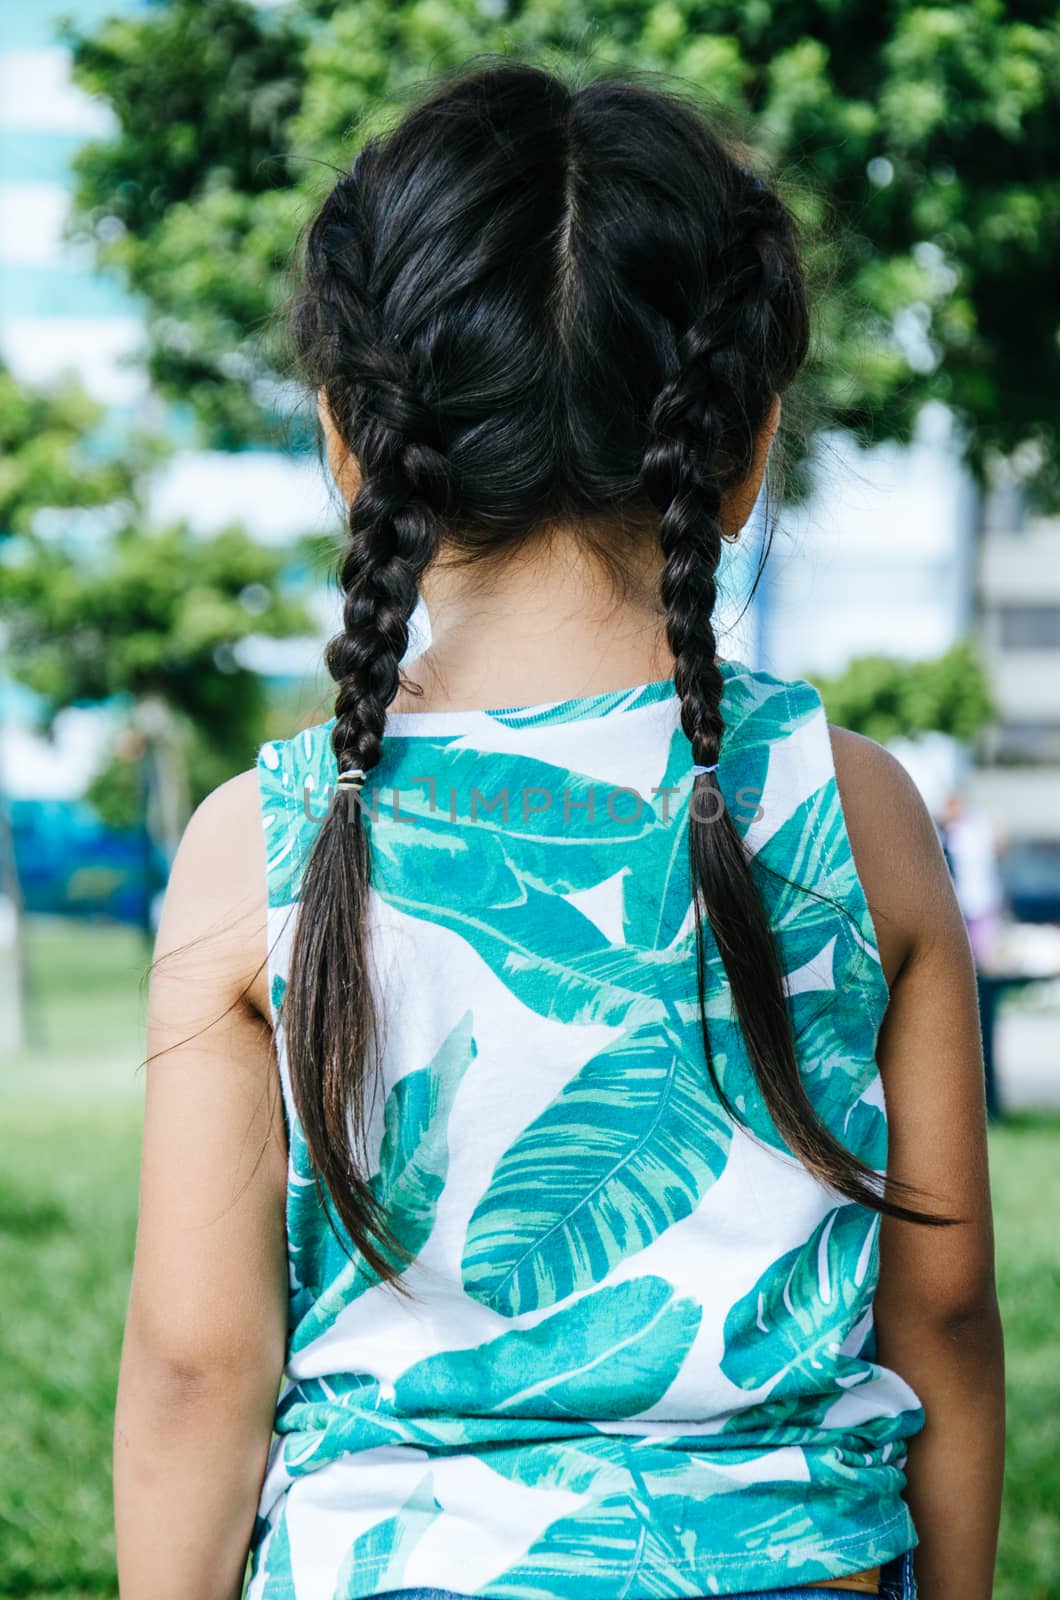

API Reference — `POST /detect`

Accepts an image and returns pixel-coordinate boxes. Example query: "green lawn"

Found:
[1,919,1057,1598]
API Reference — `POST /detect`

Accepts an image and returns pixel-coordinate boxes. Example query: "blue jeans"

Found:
[374,1547,918,1600]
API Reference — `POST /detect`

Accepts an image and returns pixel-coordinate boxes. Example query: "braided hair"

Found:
[284,63,941,1277]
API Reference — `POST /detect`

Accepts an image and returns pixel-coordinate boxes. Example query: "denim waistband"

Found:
[372,1547,918,1600]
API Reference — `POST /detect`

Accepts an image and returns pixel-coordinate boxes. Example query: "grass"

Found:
[1,918,1058,1598]
[0,1101,141,1597]
[7,916,151,1104]
[990,1114,1060,1597]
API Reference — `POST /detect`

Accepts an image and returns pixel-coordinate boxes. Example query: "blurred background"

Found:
[0,1,1057,1595]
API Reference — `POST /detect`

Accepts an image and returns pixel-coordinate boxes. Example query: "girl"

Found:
[114,61,1004,1600]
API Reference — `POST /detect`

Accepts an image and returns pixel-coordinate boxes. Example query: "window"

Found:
[998,605,1060,649]
[994,721,1060,764]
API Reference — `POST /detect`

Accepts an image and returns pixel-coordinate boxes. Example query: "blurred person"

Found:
[114,65,1003,1600]
[940,791,1005,971]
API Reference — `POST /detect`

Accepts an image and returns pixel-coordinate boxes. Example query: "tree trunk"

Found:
[134,696,192,941]
[0,724,28,1055]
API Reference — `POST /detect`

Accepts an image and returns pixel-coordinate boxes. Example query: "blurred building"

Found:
[759,402,980,815]
[763,403,978,680]
[973,500,1060,921]
[0,0,147,414]
[976,507,1060,805]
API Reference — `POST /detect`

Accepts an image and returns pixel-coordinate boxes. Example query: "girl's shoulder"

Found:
[828,723,955,990]
[157,765,272,1020]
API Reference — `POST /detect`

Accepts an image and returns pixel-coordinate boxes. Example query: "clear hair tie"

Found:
[692,763,719,776]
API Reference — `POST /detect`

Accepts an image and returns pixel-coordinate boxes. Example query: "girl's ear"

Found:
[720,391,781,538]
[317,388,362,504]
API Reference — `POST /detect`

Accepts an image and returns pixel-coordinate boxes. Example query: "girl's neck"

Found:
[391,526,676,714]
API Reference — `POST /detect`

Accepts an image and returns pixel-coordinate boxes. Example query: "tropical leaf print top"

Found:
[248,660,923,1600]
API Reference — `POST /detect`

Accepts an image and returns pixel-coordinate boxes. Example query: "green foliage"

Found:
[2,516,311,795]
[84,741,144,833]
[0,359,314,818]
[63,0,1060,503]
[0,366,155,541]
[812,640,995,744]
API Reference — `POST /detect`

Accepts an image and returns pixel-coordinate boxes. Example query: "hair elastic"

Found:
[335,767,367,791]
[692,763,719,776]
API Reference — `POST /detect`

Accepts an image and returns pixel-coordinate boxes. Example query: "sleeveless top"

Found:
[246,660,924,1600]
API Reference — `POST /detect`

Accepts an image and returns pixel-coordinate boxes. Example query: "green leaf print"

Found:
[619,726,697,953]
[841,1096,888,1171]
[462,1019,731,1316]
[488,1493,675,1598]
[478,1432,769,1505]
[279,1372,770,1487]
[617,676,810,952]
[368,736,672,960]
[374,863,674,1030]
[801,1418,924,1527]
[709,1381,915,1452]
[248,1504,295,1592]
[265,727,671,916]
[715,1392,828,1448]
[334,1470,441,1598]
[691,921,885,1161]
[624,709,889,1160]
[373,739,663,892]
[395,1275,701,1421]
[277,1376,675,1484]
[475,1435,635,1497]
[488,1489,826,1600]
[722,668,819,758]
[721,1205,880,1400]
[487,680,677,728]
[813,1407,925,1464]
[258,723,350,909]
[289,1011,477,1353]
[279,1398,594,1481]
[751,782,866,969]
[368,737,708,1029]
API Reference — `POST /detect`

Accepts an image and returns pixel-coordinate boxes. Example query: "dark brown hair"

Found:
[283,60,946,1279]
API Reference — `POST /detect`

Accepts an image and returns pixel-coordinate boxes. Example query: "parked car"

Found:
[999,839,1060,926]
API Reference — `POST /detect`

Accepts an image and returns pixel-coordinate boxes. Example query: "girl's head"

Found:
[283,62,939,1272]
[292,61,808,776]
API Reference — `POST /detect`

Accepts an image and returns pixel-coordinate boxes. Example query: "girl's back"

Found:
[115,60,1003,1600]
[248,664,921,1597]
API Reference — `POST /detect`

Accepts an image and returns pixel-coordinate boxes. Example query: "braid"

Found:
[645,182,787,761]
[641,197,933,1223]
[644,209,772,772]
[285,198,453,1275]
[327,342,452,778]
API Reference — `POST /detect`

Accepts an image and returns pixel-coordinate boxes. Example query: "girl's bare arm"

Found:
[832,728,1005,1600]
[114,770,288,1600]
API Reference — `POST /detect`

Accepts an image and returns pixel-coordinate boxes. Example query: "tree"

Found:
[63,0,1060,504]
[0,362,150,539]
[0,364,314,946]
[811,640,995,746]
[3,519,313,835]
[0,365,157,1042]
